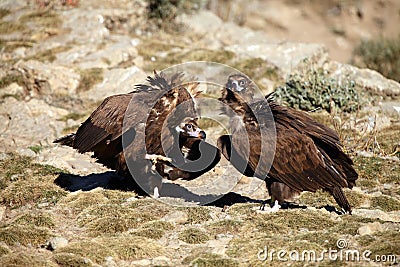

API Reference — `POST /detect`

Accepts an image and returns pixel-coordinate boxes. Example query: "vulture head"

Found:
[225,73,255,102]
[176,118,206,140]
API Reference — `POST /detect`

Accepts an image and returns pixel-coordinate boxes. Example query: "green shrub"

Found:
[274,68,362,113]
[353,35,400,82]
[147,0,204,22]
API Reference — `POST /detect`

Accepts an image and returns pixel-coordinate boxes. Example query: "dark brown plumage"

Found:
[54,71,214,196]
[218,74,358,213]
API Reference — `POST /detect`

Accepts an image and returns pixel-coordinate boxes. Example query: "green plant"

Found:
[353,35,400,81]
[274,68,362,113]
[147,0,204,22]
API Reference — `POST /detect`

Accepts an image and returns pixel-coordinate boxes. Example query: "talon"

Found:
[270,200,281,212]
[145,154,172,163]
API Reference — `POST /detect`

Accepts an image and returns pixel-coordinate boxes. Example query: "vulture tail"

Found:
[329,186,352,214]
[54,133,75,147]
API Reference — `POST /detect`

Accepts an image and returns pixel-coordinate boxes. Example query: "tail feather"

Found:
[330,186,352,214]
[54,133,75,147]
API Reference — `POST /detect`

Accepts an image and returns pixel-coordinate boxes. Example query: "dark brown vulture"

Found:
[217,74,358,213]
[54,72,220,196]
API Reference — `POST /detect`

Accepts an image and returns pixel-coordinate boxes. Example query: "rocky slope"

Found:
[0,0,399,266]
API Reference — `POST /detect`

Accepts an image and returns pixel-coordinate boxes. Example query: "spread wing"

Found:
[72,93,132,153]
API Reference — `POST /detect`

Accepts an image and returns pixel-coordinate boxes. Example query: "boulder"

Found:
[0,97,68,152]
[14,60,80,97]
[80,66,146,102]
[328,61,400,97]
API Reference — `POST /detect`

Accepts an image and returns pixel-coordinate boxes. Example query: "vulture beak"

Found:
[187,128,206,139]
[176,124,206,140]
[198,130,206,139]
[229,81,238,91]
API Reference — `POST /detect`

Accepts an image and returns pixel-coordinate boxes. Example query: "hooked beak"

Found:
[198,130,206,139]
[229,81,238,91]
[187,129,206,140]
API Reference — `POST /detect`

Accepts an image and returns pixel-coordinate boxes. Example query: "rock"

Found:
[358,222,383,236]
[380,102,400,117]
[131,259,151,266]
[15,148,36,157]
[328,61,400,96]
[104,256,117,267]
[46,237,69,251]
[80,66,146,102]
[0,206,6,221]
[226,42,328,76]
[37,146,109,175]
[0,153,11,161]
[14,60,80,97]
[59,9,110,45]
[55,37,139,69]
[0,83,24,98]
[152,256,171,266]
[162,210,188,224]
[0,97,68,152]
[179,11,223,36]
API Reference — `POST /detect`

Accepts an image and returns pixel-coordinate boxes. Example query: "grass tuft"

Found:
[181,206,211,224]
[371,195,400,212]
[179,228,209,244]
[0,224,51,246]
[14,212,55,228]
[353,35,400,82]
[0,180,67,208]
[53,253,92,267]
[190,253,239,267]
[0,251,56,267]
[57,241,115,264]
[135,220,173,239]
[98,235,165,260]
[76,68,104,93]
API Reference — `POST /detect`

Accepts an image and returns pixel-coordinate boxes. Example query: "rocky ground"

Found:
[0,0,399,266]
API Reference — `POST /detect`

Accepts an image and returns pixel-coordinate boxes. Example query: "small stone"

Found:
[0,206,6,221]
[152,256,171,266]
[46,237,69,251]
[16,148,37,157]
[37,202,50,208]
[132,259,151,266]
[358,222,383,235]
[162,210,188,224]
[104,256,117,267]
[0,153,10,161]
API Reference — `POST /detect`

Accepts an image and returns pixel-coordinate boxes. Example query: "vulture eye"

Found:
[239,80,246,86]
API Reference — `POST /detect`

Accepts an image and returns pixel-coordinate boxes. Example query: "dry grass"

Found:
[188,253,239,267]
[354,156,400,185]
[179,228,209,244]
[0,251,56,267]
[97,234,165,260]
[134,220,173,239]
[0,180,67,208]
[53,253,92,267]
[371,195,400,212]
[181,206,212,224]
[76,68,104,92]
[0,224,51,246]
[57,241,115,264]
[207,219,243,237]
[14,212,55,228]
[0,21,26,34]
[19,10,62,28]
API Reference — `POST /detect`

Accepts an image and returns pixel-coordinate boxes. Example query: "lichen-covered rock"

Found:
[328,61,400,96]
[14,60,80,97]
[80,66,146,102]
[0,97,68,152]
